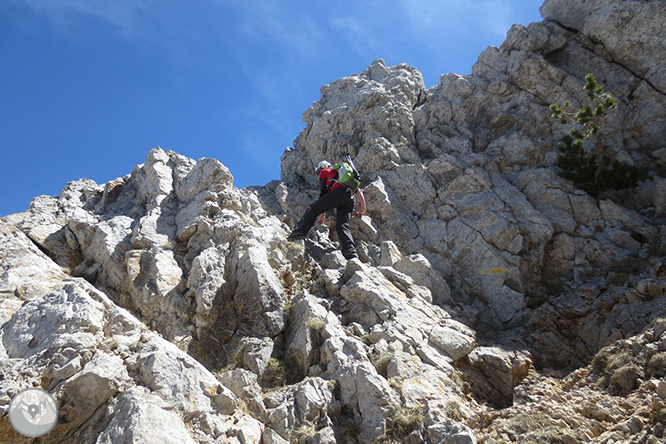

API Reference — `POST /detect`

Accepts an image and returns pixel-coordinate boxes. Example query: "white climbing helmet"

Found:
[314,160,331,174]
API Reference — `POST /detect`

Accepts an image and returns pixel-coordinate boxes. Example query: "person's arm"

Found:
[354,189,366,217]
[318,178,328,199]
[316,172,329,223]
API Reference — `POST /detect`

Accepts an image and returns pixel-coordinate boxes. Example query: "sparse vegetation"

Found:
[371,352,394,379]
[647,352,666,378]
[262,356,305,390]
[290,423,317,444]
[100,336,120,352]
[306,316,326,332]
[505,413,553,437]
[592,348,642,395]
[327,379,340,400]
[388,378,403,393]
[609,363,641,394]
[550,73,640,195]
[218,345,244,373]
[263,357,288,389]
[445,400,464,422]
[374,405,426,443]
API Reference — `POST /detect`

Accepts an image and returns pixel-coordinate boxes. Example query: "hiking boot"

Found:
[287,231,307,241]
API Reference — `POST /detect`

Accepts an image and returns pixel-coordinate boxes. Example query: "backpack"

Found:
[333,154,362,192]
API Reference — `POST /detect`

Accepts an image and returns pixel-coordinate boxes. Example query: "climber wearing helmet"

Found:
[287,159,366,260]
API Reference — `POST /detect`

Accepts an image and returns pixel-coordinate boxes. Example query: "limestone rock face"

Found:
[2,0,666,443]
[540,0,666,94]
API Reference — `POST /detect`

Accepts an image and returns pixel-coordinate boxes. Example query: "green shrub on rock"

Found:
[550,73,640,196]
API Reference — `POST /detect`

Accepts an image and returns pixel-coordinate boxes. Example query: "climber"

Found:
[287,159,366,260]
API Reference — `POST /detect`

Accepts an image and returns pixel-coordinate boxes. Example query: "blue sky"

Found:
[0,0,542,216]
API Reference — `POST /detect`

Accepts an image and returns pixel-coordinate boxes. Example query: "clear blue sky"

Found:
[0,0,542,217]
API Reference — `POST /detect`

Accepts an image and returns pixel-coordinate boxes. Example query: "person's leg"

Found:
[289,207,319,239]
[336,196,357,259]
[290,188,349,239]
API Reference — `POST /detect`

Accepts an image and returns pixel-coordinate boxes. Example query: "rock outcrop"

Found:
[2,0,666,443]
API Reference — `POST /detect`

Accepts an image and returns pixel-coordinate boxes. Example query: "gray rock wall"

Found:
[281,0,666,333]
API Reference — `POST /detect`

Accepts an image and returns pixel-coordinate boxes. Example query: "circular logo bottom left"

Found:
[8,388,58,437]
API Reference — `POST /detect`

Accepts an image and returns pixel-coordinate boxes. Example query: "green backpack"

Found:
[334,154,361,192]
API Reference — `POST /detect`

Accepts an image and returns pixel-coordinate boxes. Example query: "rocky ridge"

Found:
[2,0,666,443]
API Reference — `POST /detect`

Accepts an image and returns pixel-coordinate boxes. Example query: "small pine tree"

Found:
[550,74,639,195]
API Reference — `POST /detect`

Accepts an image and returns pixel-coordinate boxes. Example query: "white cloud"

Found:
[212,0,325,63]
[329,16,379,56]
[398,0,513,45]
[18,0,156,37]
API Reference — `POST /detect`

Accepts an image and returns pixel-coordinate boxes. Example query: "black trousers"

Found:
[293,187,357,259]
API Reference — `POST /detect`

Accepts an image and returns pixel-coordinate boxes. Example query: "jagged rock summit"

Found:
[2,0,666,443]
